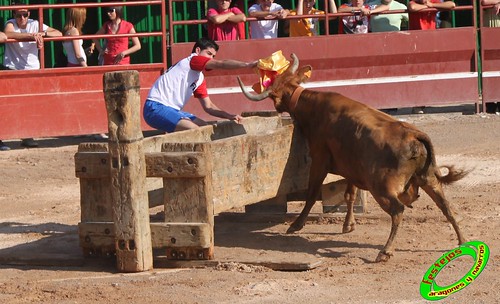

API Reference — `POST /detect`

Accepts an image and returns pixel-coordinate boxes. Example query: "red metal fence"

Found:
[0,1,498,140]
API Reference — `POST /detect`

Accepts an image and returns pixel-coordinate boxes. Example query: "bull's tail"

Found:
[436,165,469,185]
[416,134,469,185]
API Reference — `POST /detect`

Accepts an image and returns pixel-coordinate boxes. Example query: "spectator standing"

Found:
[62,8,87,67]
[371,0,409,32]
[207,0,246,41]
[481,0,500,113]
[143,37,258,133]
[248,0,289,39]
[287,0,338,37]
[92,6,141,65]
[338,0,372,34]
[407,0,455,30]
[2,0,63,150]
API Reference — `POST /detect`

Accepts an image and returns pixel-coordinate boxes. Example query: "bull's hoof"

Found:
[458,237,468,246]
[342,223,355,233]
[375,250,393,263]
[286,223,304,234]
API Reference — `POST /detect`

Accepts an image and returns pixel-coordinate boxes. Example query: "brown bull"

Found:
[238,54,468,262]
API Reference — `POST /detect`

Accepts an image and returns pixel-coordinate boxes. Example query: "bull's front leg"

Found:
[342,183,357,233]
[376,198,405,262]
[287,156,328,234]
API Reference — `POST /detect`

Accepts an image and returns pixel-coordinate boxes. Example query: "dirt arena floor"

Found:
[0,107,499,303]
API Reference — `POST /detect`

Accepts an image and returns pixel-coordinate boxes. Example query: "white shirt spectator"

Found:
[3,18,48,70]
[248,3,284,39]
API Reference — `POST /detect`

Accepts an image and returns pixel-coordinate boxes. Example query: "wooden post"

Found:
[103,70,153,272]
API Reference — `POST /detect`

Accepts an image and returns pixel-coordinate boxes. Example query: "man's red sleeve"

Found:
[190,56,212,71]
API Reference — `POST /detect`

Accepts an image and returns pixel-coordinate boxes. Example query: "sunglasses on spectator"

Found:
[14,12,29,18]
[107,8,116,13]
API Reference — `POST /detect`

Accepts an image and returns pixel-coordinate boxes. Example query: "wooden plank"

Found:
[209,124,310,214]
[150,223,212,248]
[78,222,115,256]
[162,142,215,259]
[104,70,153,272]
[146,152,208,178]
[75,152,110,178]
[77,145,113,223]
[79,222,211,249]
[75,151,207,178]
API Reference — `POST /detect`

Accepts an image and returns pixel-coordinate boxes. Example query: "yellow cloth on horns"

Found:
[252,50,290,94]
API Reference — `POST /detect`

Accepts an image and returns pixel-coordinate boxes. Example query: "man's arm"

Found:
[0,31,6,43]
[44,26,62,37]
[367,0,392,15]
[296,0,304,15]
[208,11,234,24]
[248,9,275,19]
[427,0,456,10]
[481,0,500,4]
[198,96,243,122]
[249,6,288,19]
[3,22,36,40]
[205,58,258,70]
[329,0,338,14]
[227,13,246,23]
[408,1,428,12]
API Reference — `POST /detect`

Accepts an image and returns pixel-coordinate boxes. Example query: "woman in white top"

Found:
[62,8,87,67]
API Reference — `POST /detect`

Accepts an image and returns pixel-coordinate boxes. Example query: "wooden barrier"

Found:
[103,71,153,272]
[75,72,366,267]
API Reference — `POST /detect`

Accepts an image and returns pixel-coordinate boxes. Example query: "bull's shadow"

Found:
[213,218,379,261]
[213,217,450,263]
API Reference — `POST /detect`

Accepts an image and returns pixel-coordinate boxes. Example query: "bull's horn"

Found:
[290,53,299,74]
[237,76,270,102]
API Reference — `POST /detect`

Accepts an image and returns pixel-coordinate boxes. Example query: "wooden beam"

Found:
[104,70,153,272]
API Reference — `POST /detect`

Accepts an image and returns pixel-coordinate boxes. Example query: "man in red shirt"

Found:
[407,0,456,30]
[207,0,246,41]
[143,37,258,133]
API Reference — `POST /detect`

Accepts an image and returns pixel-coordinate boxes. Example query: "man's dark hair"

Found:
[110,6,124,19]
[191,37,219,53]
[11,0,29,15]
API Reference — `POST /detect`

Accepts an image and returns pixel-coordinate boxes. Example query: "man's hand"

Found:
[231,114,243,124]
[32,33,44,49]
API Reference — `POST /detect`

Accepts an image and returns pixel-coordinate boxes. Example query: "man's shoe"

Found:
[21,138,39,148]
[412,107,425,114]
[0,141,10,151]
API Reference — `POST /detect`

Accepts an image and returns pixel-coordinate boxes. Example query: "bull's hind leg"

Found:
[342,183,357,233]
[421,183,466,245]
[374,196,405,262]
[287,156,328,234]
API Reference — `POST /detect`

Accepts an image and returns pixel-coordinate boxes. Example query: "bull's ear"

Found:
[297,66,312,83]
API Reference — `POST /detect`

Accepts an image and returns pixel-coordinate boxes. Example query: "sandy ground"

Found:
[0,108,499,304]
